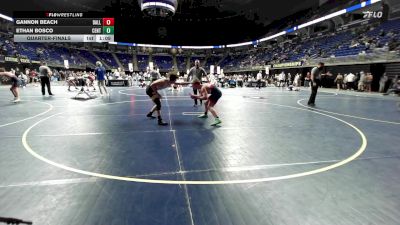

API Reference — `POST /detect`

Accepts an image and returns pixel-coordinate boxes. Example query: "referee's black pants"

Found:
[257,79,262,89]
[308,79,320,105]
[40,76,53,95]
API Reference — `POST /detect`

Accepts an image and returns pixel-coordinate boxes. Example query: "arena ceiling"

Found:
[1,0,350,45]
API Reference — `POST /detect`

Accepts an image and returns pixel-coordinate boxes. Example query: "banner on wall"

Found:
[128,63,133,72]
[265,65,271,75]
[5,57,18,63]
[20,58,30,63]
[64,60,69,69]
[210,65,214,74]
[272,61,302,68]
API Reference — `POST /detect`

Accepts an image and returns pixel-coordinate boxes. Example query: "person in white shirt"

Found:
[358,71,366,92]
[279,72,286,87]
[114,69,120,79]
[209,73,217,85]
[346,73,356,90]
[287,73,292,86]
[237,74,243,87]
[21,72,28,88]
[294,73,301,87]
[256,71,263,89]
[149,66,161,83]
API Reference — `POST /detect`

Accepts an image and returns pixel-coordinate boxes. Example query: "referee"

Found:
[39,62,53,96]
[308,62,325,106]
[188,60,208,106]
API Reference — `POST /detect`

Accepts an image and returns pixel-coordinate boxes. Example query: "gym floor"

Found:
[0,85,399,225]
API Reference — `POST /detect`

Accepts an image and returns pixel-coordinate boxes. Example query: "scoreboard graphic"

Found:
[13,12,114,43]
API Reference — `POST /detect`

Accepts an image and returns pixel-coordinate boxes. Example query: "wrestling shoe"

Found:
[147,112,156,119]
[158,120,168,126]
[211,118,222,126]
[197,114,208,118]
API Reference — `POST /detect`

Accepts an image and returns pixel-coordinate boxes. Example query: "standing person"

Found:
[287,73,292,86]
[23,68,30,88]
[150,66,161,83]
[86,72,96,91]
[294,73,301,88]
[29,69,38,87]
[114,68,121,79]
[256,71,263,89]
[0,68,21,103]
[334,73,344,91]
[67,72,78,91]
[379,73,388,93]
[39,62,53,96]
[18,70,27,88]
[278,71,286,87]
[146,74,184,126]
[346,72,356,90]
[307,62,325,106]
[383,78,400,95]
[237,74,243,87]
[191,81,222,126]
[304,72,311,87]
[26,68,32,83]
[365,72,373,92]
[357,71,366,92]
[95,61,108,96]
[188,60,208,107]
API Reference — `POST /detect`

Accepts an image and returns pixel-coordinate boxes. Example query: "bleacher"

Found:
[95,51,118,68]
[137,55,149,71]
[116,53,133,70]
[176,56,186,71]
[76,50,97,66]
[153,55,173,70]
[0,17,398,72]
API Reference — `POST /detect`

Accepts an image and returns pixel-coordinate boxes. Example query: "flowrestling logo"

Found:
[363,11,383,19]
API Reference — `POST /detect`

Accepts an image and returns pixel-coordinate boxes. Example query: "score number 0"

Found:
[103,18,115,26]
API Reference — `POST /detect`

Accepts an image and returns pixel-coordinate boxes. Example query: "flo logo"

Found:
[363,11,383,19]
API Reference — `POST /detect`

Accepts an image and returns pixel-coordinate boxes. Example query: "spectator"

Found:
[383,78,400,96]
[379,73,388,93]
[334,73,344,91]
[304,72,311,87]
[365,72,373,92]
[346,72,356,90]
[357,71,366,92]
[256,70,263,89]
[294,73,301,87]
